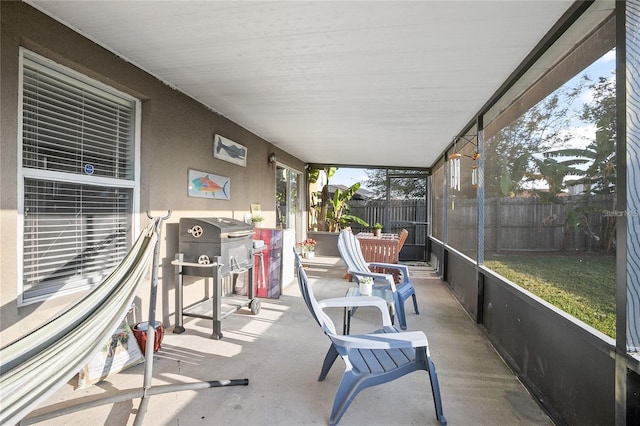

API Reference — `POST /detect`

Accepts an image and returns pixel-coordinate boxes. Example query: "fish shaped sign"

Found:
[213,134,247,167]
[188,169,230,200]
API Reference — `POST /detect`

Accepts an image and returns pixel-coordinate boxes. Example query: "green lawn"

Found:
[484,255,616,338]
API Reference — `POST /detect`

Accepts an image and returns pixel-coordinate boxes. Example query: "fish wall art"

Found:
[188,169,230,200]
[213,134,247,167]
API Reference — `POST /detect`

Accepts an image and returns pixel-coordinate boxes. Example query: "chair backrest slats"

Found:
[398,229,409,251]
[293,249,337,335]
[337,230,370,272]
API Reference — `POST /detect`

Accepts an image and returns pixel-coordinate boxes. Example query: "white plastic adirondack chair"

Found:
[337,229,418,329]
[294,249,446,426]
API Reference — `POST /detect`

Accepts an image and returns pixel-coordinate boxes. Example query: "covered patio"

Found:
[2,1,640,424]
[24,257,551,425]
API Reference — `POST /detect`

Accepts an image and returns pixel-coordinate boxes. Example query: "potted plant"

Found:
[299,238,317,258]
[357,276,373,295]
[372,222,383,236]
[251,214,264,228]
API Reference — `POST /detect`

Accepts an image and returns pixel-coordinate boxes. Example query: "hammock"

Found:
[0,219,160,425]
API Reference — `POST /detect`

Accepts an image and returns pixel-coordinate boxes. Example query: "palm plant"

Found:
[308,167,369,232]
[325,182,369,232]
[544,75,617,251]
[528,156,581,202]
[544,130,616,251]
[308,166,336,231]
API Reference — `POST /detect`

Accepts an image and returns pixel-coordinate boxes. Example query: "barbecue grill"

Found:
[178,217,254,277]
[173,217,261,339]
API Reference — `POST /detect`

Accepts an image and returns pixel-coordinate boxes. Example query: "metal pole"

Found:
[212,258,223,339]
[22,380,249,425]
[173,253,185,333]
[135,212,171,424]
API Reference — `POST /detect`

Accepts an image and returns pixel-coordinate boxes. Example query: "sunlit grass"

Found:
[484,255,616,338]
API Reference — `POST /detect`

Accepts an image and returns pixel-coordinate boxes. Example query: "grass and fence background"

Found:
[346,195,617,337]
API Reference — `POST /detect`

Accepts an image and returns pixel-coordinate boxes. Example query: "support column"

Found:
[476,117,485,265]
[616,1,640,424]
[624,0,640,357]
[476,117,485,324]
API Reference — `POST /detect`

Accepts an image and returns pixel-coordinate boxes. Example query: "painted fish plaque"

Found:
[188,169,230,200]
[213,134,247,167]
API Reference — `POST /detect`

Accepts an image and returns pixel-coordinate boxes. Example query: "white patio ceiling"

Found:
[27,0,574,169]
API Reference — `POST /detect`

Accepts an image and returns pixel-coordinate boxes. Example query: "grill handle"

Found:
[226,230,254,238]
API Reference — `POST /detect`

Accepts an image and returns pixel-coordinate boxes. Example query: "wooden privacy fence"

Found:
[450,194,615,253]
[348,194,615,254]
[347,200,428,246]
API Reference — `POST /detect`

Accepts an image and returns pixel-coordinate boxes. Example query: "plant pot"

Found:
[132,321,164,356]
[303,251,315,259]
[359,281,373,295]
[373,229,382,237]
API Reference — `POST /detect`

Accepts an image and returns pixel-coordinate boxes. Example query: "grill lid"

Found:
[180,217,253,243]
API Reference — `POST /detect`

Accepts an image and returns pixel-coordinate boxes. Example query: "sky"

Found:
[330,167,371,189]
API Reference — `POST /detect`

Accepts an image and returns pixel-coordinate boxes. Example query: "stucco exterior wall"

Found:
[0,2,305,344]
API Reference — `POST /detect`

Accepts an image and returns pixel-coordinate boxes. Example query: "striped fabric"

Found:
[337,230,379,280]
[0,220,160,425]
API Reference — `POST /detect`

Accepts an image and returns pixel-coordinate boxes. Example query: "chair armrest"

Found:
[331,331,429,350]
[368,262,410,283]
[348,270,397,291]
[318,296,393,327]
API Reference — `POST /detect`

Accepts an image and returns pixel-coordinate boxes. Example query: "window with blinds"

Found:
[20,49,138,302]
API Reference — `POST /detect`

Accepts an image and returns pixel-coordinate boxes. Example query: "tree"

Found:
[308,166,336,231]
[527,156,582,202]
[308,167,368,231]
[484,86,582,197]
[544,74,617,251]
[364,169,426,200]
[548,76,616,194]
[483,72,617,252]
[325,183,370,232]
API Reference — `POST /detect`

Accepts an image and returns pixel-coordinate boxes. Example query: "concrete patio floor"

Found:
[25,256,553,426]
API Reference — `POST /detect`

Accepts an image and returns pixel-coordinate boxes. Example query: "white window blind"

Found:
[20,50,137,302]
[22,55,134,178]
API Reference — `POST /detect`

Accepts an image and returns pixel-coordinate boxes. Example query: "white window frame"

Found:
[17,48,140,306]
